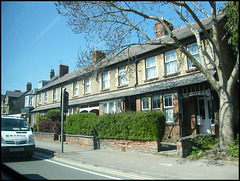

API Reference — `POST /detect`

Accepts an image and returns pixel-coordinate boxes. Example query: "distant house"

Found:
[1,82,32,116]
[31,13,239,140]
[21,88,38,125]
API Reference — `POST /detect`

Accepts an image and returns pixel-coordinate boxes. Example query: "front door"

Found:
[198,97,211,134]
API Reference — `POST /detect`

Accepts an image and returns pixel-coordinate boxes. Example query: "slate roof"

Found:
[32,70,213,112]
[37,13,225,92]
[26,88,39,95]
[6,91,24,98]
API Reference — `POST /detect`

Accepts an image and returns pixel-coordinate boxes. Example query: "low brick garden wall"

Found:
[34,132,160,154]
[63,134,98,150]
[33,132,58,142]
[99,139,160,153]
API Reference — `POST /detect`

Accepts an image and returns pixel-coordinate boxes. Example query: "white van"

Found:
[1,116,35,158]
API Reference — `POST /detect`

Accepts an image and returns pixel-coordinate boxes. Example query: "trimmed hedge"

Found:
[65,111,166,141]
[64,113,97,136]
[96,112,166,141]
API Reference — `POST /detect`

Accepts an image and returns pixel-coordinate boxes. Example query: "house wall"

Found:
[32,19,237,140]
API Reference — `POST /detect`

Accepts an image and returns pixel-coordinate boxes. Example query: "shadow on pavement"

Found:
[34,147,56,159]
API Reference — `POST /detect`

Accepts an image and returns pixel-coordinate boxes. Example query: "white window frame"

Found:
[39,94,42,104]
[73,81,78,96]
[28,95,33,106]
[25,96,29,107]
[152,96,160,111]
[187,43,201,69]
[45,92,48,102]
[165,50,178,75]
[84,79,90,94]
[102,72,109,89]
[118,66,127,86]
[53,89,57,101]
[146,57,157,79]
[101,100,121,114]
[163,94,174,123]
[141,97,149,112]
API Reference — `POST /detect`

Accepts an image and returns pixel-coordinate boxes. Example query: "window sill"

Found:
[186,68,199,73]
[166,121,175,126]
[84,93,90,96]
[164,72,179,78]
[144,77,159,83]
[101,88,110,92]
[117,84,128,89]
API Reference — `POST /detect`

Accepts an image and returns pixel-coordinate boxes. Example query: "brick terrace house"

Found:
[31,13,239,140]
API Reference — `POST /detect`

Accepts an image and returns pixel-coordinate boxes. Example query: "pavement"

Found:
[34,140,239,180]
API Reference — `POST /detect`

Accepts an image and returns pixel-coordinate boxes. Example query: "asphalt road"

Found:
[2,153,156,180]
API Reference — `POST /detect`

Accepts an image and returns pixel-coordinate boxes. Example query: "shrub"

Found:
[188,135,217,159]
[34,114,47,132]
[96,111,166,141]
[64,111,165,141]
[45,109,61,122]
[228,134,239,157]
[65,113,97,135]
[38,121,61,134]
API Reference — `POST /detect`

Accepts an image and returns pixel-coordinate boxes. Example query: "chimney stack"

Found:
[59,64,69,78]
[155,18,174,38]
[50,69,55,79]
[26,82,32,92]
[92,50,106,63]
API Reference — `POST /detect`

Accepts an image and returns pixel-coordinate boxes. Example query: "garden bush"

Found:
[64,111,165,141]
[65,113,97,135]
[228,133,239,157]
[96,111,166,141]
[188,135,217,159]
[45,109,61,122]
[38,121,61,134]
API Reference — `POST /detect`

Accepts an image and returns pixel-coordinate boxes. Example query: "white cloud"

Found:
[35,15,60,41]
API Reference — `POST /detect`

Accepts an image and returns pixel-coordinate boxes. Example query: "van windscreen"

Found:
[1,118,30,131]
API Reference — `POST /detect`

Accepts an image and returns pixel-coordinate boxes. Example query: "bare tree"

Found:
[55,1,239,151]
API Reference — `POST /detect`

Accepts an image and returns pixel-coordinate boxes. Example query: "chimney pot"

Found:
[155,18,174,38]
[92,50,106,62]
[59,64,69,78]
[50,69,55,79]
[26,82,32,92]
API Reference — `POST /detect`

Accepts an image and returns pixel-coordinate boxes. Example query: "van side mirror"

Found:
[31,127,34,132]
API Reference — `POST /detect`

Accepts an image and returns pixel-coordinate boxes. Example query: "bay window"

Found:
[101,100,121,114]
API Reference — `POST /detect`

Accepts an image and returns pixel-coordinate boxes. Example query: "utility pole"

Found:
[61,88,68,153]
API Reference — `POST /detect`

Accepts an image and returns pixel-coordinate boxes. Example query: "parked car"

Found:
[1,115,35,159]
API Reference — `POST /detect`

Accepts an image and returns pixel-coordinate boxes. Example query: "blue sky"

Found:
[1,1,83,94]
[1,1,226,94]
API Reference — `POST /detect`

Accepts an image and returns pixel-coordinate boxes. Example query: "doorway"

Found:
[198,96,211,134]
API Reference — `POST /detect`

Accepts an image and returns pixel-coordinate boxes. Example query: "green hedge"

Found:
[65,111,166,141]
[64,113,97,136]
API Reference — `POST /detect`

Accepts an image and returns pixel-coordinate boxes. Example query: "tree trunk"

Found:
[217,92,234,151]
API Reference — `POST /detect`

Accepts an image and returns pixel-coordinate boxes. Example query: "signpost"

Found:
[60,88,69,153]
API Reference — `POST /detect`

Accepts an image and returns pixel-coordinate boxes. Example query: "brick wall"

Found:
[99,138,160,154]
[65,135,96,149]
[33,132,58,141]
